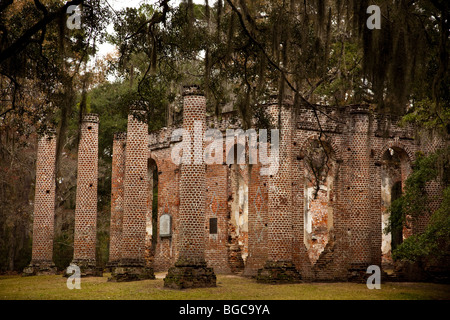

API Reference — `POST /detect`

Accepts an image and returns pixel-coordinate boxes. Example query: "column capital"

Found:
[82,113,99,123]
[182,85,204,96]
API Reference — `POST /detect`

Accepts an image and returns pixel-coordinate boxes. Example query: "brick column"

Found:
[23,131,57,276]
[110,110,154,281]
[164,86,216,289]
[371,152,382,269]
[68,114,102,276]
[256,99,301,283]
[243,164,268,276]
[346,106,373,281]
[107,132,126,269]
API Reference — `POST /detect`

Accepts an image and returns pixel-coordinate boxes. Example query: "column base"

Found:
[105,260,119,273]
[256,261,302,284]
[23,260,57,276]
[108,259,155,282]
[64,259,103,277]
[164,261,217,289]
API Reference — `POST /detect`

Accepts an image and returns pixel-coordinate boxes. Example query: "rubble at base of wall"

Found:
[228,243,245,273]
[63,259,103,278]
[22,260,57,276]
[256,261,302,284]
[108,265,155,282]
[385,259,450,284]
[164,265,217,289]
[346,263,371,283]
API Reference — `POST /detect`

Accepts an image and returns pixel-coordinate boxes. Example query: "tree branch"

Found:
[225,0,343,127]
[0,0,83,64]
[0,0,13,14]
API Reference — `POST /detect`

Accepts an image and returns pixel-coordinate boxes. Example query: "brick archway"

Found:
[298,134,343,162]
[376,140,416,164]
[377,141,414,268]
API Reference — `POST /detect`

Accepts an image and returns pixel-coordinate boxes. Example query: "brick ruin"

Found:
[23,130,58,276]
[109,110,155,281]
[24,87,446,284]
[70,114,102,277]
[163,87,216,288]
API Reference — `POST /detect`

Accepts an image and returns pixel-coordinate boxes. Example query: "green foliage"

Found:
[400,99,450,135]
[89,82,129,162]
[393,186,450,262]
[1,0,112,134]
[388,147,450,262]
[385,197,404,236]
[386,149,445,231]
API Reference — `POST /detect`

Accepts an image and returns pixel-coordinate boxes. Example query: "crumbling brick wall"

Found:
[108,132,126,267]
[142,103,444,280]
[104,102,445,280]
[205,163,230,273]
[152,148,180,271]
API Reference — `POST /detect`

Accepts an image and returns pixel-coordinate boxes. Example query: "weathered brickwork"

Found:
[153,148,180,271]
[27,94,447,282]
[205,163,231,273]
[175,92,207,265]
[257,101,302,283]
[146,102,445,282]
[70,114,102,276]
[164,87,216,288]
[227,163,249,273]
[107,132,127,268]
[266,103,294,261]
[243,164,268,276]
[346,108,373,278]
[23,132,58,276]
[110,110,155,281]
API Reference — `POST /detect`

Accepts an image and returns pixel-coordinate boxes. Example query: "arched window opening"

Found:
[303,139,336,265]
[381,147,411,268]
[227,143,249,272]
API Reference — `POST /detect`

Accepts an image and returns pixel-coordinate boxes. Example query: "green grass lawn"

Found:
[0,272,449,300]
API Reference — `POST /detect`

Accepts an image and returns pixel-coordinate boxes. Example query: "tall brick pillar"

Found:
[164,86,216,289]
[68,114,102,277]
[243,164,268,276]
[346,105,373,280]
[256,98,301,283]
[107,132,127,269]
[23,131,58,276]
[110,109,154,281]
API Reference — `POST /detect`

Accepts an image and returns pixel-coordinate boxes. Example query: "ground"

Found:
[0,272,449,300]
